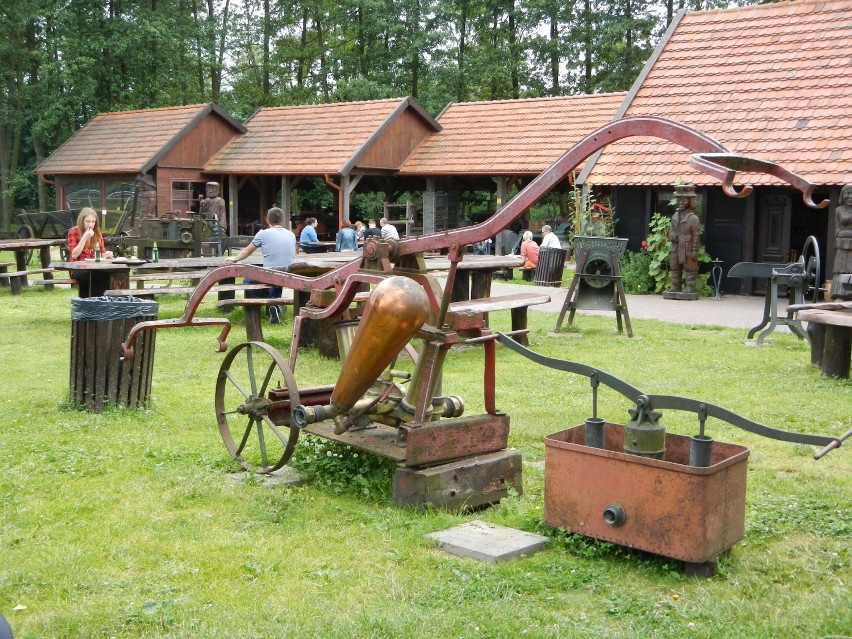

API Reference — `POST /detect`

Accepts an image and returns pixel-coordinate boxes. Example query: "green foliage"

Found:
[290,434,396,499]
[0,281,849,637]
[620,249,655,294]
[622,212,714,295]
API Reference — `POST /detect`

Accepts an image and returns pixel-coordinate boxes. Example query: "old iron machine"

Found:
[121,117,847,513]
[495,336,849,575]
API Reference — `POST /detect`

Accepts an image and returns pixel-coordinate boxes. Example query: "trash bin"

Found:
[534,247,567,287]
[69,296,159,411]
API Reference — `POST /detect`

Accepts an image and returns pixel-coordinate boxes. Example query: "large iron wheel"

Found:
[583,257,613,288]
[215,341,301,474]
[801,235,822,303]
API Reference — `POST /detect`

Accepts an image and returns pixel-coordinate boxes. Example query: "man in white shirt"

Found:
[380,217,400,240]
[540,224,562,249]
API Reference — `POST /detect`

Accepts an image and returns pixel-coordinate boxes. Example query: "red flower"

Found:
[641,240,647,249]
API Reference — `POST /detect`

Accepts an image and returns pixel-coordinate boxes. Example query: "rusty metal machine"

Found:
[121,117,848,517]
[496,336,848,573]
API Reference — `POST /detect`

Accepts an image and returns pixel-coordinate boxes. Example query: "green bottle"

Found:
[152,241,159,262]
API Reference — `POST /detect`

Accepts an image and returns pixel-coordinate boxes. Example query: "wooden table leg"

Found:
[244,306,264,342]
[821,325,851,378]
[451,271,471,302]
[39,247,54,290]
[510,307,529,346]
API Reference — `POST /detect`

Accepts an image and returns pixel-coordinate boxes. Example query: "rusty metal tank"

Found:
[544,422,749,565]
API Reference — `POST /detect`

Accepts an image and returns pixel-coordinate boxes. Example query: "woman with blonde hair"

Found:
[67,207,113,296]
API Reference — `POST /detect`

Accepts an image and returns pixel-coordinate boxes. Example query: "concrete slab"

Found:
[426,520,549,563]
[227,467,306,488]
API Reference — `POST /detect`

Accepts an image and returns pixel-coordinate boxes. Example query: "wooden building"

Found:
[201,98,440,233]
[580,0,852,292]
[397,93,626,241]
[35,103,246,222]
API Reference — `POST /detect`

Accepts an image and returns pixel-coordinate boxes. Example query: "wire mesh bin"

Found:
[69,296,159,411]
[533,247,567,286]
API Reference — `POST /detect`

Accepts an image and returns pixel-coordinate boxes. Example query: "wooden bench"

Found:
[0,261,13,287]
[31,278,76,286]
[217,297,295,341]
[1,267,55,294]
[447,292,551,345]
[104,283,272,298]
[789,301,852,378]
[129,270,210,288]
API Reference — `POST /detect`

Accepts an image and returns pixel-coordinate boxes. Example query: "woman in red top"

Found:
[67,207,113,297]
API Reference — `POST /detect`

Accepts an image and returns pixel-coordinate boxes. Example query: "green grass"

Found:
[0,281,849,638]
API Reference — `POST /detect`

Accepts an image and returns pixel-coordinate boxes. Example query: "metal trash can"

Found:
[69,296,159,411]
[534,247,567,287]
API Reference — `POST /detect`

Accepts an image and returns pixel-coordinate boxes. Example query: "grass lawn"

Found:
[0,278,849,638]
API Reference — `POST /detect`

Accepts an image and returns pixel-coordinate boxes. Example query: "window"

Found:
[65,182,101,209]
[105,181,136,211]
[171,180,207,214]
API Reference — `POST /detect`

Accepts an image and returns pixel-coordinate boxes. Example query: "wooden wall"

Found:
[356,111,435,170]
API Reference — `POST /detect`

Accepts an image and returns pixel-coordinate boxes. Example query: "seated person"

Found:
[364,219,382,239]
[67,207,114,297]
[225,207,296,324]
[335,220,358,251]
[520,230,539,270]
[379,217,400,240]
[299,217,319,247]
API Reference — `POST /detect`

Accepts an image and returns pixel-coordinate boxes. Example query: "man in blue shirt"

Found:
[225,207,296,323]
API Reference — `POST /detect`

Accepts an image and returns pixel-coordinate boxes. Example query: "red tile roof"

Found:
[585,0,852,187]
[204,98,438,174]
[35,103,242,175]
[398,93,626,175]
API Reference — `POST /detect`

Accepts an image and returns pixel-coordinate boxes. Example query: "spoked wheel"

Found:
[801,235,822,302]
[583,257,613,288]
[215,341,301,474]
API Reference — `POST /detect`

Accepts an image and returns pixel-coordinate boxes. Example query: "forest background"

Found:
[0,0,775,230]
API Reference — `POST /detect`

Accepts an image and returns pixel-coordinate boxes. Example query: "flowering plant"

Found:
[290,434,395,498]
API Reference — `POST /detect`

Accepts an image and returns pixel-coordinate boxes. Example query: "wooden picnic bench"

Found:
[447,292,551,346]
[129,270,210,288]
[0,261,13,286]
[104,283,273,298]
[216,297,295,341]
[2,267,56,294]
[788,301,852,378]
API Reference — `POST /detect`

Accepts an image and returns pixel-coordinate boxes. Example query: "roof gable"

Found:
[204,98,440,175]
[35,103,245,176]
[399,93,626,175]
[585,0,852,187]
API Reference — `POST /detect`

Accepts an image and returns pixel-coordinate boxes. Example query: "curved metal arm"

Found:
[495,333,847,458]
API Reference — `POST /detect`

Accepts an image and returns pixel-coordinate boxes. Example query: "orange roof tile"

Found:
[204,98,438,174]
[36,103,242,176]
[585,0,852,187]
[398,94,626,175]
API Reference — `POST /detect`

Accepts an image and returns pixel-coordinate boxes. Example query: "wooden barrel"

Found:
[69,296,158,411]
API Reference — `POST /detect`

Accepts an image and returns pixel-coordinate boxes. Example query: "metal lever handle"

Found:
[814,427,852,460]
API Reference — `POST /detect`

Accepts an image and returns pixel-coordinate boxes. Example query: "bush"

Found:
[620,250,655,294]
[620,212,715,296]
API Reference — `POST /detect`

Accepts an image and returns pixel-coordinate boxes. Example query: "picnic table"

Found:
[0,238,66,294]
[49,258,138,297]
[788,301,852,378]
